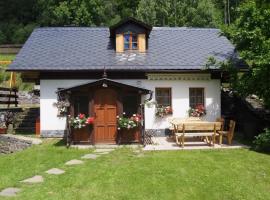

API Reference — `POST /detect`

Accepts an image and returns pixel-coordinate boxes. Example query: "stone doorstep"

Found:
[65,159,84,165]
[46,168,65,175]
[0,187,21,197]
[21,175,44,184]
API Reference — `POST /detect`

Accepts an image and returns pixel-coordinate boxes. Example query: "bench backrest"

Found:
[174,122,221,132]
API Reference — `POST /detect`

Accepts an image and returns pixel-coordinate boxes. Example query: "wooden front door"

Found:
[94,89,117,144]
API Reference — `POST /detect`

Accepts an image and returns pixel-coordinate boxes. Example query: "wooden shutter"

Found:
[138,34,146,52]
[116,34,124,53]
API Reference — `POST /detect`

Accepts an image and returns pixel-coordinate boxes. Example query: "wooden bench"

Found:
[173,122,222,147]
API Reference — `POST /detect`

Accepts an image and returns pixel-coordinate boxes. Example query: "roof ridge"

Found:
[152,27,220,31]
[34,27,109,31]
[34,26,219,31]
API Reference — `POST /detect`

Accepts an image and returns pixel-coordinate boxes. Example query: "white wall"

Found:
[40,77,220,133]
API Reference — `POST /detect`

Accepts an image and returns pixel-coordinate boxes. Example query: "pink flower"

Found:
[78,113,85,119]
[86,117,94,124]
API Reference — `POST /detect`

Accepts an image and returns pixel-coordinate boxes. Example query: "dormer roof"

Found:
[109,17,152,38]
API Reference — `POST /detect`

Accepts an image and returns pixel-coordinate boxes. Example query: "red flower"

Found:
[78,113,85,119]
[86,117,94,124]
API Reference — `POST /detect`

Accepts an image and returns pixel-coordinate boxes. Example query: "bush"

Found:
[11,23,36,44]
[253,128,270,153]
[0,30,7,44]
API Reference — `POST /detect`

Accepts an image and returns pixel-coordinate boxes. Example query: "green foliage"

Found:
[253,129,270,153]
[0,0,237,44]
[222,0,270,108]
[11,23,37,44]
[137,0,219,27]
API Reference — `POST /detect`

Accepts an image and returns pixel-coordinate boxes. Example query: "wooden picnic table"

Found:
[169,118,222,147]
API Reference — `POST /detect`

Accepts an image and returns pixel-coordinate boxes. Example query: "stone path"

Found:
[81,154,100,159]
[46,168,65,175]
[94,149,114,153]
[21,175,44,184]
[3,148,116,197]
[65,159,84,165]
[0,187,21,197]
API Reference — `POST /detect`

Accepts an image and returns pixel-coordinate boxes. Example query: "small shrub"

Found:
[253,128,270,153]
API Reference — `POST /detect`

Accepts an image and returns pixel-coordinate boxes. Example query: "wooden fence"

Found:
[0,87,18,107]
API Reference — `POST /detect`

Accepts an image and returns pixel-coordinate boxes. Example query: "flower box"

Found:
[117,127,141,144]
[71,126,92,143]
[0,128,7,134]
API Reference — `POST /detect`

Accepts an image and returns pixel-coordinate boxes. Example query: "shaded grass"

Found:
[0,141,270,200]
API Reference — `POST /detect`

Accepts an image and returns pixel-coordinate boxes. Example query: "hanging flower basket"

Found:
[53,100,70,116]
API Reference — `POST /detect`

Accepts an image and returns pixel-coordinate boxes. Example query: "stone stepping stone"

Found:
[46,168,65,175]
[0,187,21,197]
[96,151,110,155]
[65,159,84,165]
[94,149,114,153]
[81,154,100,159]
[21,175,44,184]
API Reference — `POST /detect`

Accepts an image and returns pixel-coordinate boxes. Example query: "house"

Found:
[8,18,245,144]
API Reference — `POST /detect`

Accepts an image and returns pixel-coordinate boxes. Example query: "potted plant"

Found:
[155,105,173,118]
[0,123,7,134]
[68,113,94,143]
[117,113,141,143]
[188,104,206,119]
[0,111,14,134]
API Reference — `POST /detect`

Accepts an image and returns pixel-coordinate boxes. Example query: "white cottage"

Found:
[8,18,245,144]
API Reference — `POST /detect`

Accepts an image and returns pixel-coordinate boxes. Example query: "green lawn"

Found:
[0,140,269,200]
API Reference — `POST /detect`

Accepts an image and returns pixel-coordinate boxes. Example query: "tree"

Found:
[222,0,270,108]
[137,0,219,27]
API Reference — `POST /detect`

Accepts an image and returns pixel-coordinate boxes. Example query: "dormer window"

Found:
[110,18,152,53]
[124,32,138,50]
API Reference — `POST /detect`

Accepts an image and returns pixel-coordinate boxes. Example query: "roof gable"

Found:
[109,17,152,38]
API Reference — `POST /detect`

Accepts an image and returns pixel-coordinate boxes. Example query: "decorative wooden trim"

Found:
[138,34,146,52]
[147,73,211,81]
[116,34,124,52]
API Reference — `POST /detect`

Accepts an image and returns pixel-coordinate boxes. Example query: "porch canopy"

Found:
[57,78,152,95]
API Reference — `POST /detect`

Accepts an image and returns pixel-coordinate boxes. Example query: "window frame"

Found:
[123,32,138,50]
[189,87,205,108]
[155,87,172,107]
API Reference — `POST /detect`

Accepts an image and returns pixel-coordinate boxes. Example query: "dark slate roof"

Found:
[9,27,245,71]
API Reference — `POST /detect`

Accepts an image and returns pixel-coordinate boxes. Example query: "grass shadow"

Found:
[53,139,67,147]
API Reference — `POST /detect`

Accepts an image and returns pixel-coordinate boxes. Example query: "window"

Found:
[123,94,139,117]
[189,88,204,108]
[155,88,171,107]
[124,32,138,50]
[73,96,89,116]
